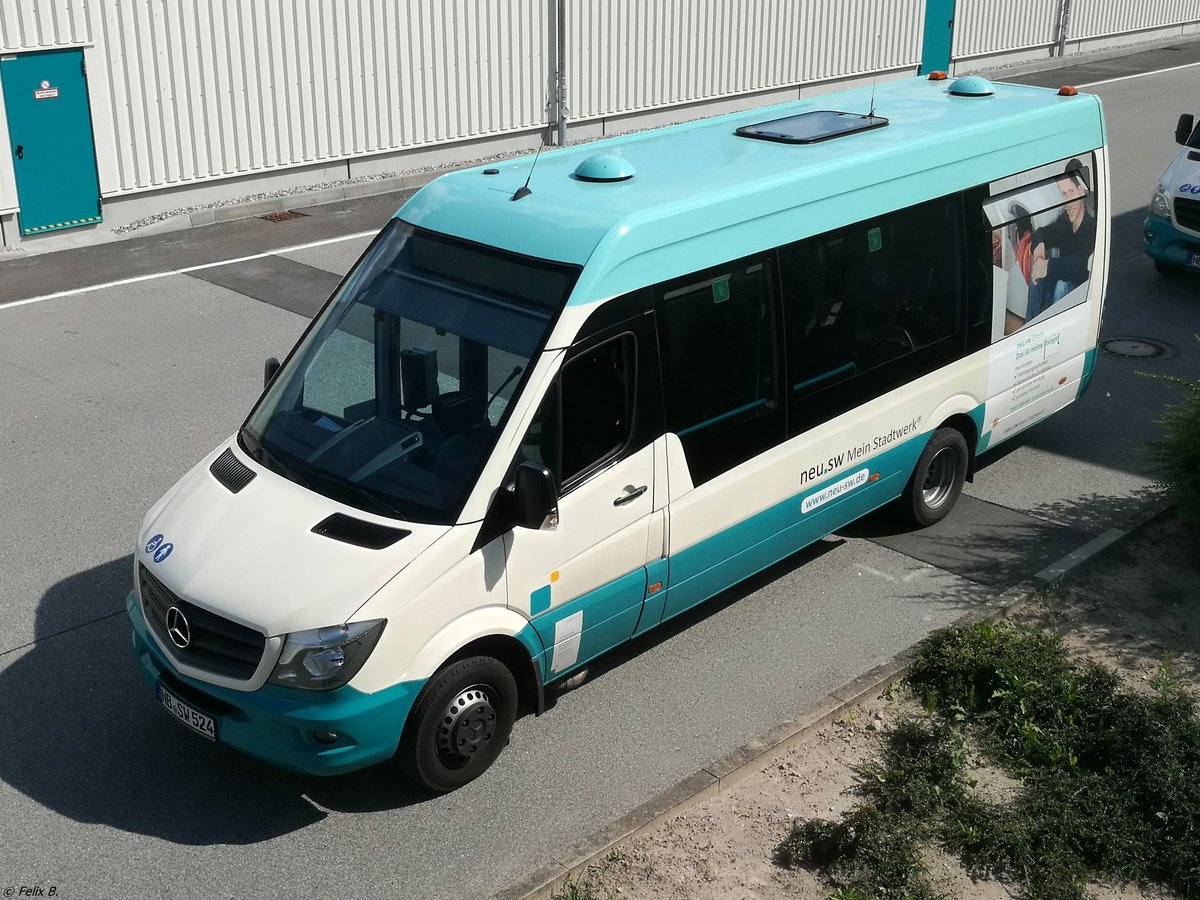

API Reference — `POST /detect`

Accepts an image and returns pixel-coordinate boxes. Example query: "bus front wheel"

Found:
[900,428,968,528]
[398,655,518,793]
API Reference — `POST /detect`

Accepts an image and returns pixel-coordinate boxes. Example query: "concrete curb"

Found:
[497,506,1172,900]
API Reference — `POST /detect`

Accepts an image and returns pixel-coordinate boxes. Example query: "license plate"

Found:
[1186,252,1200,269]
[156,682,216,741]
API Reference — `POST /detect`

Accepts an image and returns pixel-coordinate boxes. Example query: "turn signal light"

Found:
[928,71,948,81]
[1058,85,1078,96]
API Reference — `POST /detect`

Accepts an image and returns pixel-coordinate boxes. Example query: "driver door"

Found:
[504,318,664,681]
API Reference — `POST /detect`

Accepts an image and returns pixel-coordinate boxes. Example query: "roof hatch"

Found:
[573,154,636,183]
[735,110,888,144]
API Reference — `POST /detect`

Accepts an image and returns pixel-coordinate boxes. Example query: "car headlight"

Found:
[1149,186,1173,220]
[268,619,386,691]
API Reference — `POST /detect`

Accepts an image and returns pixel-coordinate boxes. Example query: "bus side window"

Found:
[518,334,636,493]
[964,185,994,353]
[781,195,965,435]
[656,255,784,486]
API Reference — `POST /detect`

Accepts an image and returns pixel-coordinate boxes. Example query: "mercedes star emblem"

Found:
[165,606,191,649]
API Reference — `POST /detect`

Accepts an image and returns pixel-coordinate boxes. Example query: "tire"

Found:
[899,427,969,528]
[398,655,518,793]
[1154,259,1183,277]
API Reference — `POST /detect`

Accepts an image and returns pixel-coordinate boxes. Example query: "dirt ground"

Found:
[558,512,1199,900]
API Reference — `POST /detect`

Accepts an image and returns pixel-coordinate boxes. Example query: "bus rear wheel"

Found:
[899,427,968,527]
[398,655,518,793]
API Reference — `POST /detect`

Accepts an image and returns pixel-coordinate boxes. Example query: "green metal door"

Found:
[1,48,102,235]
[919,0,957,75]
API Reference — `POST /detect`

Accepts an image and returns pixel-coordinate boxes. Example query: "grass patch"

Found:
[778,622,1200,899]
[550,877,616,900]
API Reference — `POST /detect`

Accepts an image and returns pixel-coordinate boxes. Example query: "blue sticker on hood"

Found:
[145,534,164,554]
[153,542,174,564]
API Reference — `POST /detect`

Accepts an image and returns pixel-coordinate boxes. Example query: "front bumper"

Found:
[1143,214,1200,269]
[126,591,423,776]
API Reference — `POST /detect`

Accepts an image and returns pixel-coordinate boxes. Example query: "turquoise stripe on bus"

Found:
[530,584,552,615]
[1078,347,1098,398]
[634,557,671,637]
[966,402,988,456]
[529,567,647,681]
[520,419,987,680]
[663,434,926,620]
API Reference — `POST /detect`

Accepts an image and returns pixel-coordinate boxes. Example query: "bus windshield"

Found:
[240,219,579,525]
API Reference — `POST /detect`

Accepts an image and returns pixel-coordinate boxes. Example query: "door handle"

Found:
[613,484,648,506]
[15,144,22,160]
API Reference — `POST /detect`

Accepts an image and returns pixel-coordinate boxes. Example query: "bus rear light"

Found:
[927,71,948,81]
[1058,86,1078,96]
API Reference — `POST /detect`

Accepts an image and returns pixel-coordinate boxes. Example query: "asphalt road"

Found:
[2,48,1199,900]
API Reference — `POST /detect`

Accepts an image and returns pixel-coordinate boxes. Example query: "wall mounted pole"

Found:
[556,0,568,146]
[1056,0,1075,57]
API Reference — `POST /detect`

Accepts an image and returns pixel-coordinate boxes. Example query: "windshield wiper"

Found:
[241,427,312,490]
[241,427,409,521]
[335,479,409,520]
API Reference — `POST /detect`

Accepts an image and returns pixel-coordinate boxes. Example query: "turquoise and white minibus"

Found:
[127,73,1108,792]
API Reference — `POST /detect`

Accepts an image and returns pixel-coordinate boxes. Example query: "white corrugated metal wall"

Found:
[953,0,1200,60]
[2,0,1200,216]
[952,0,1060,58]
[1071,0,1200,40]
[1,0,550,199]
[567,0,923,121]
[92,0,550,195]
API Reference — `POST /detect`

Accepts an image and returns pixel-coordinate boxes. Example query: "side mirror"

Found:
[514,462,558,529]
[264,357,281,389]
[1176,113,1195,146]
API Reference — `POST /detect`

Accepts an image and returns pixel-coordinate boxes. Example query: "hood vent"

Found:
[312,513,410,549]
[210,447,257,494]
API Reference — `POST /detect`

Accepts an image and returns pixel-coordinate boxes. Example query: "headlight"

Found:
[268,619,386,691]
[1149,187,1172,220]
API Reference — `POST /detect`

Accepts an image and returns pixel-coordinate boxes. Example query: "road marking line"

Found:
[1076,59,1200,88]
[902,565,934,583]
[859,565,897,583]
[0,229,377,312]
[1035,528,1127,583]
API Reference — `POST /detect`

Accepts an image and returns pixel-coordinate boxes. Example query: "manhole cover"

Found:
[259,209,308,223]
[1098,337,1176,360]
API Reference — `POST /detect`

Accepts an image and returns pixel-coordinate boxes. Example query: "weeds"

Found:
[780,622,1200,900]
[550,877,616,900]
[1142,346,1200,529]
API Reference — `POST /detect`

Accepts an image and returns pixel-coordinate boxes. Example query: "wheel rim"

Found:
[435,684,499,769]
[922,447,960,510]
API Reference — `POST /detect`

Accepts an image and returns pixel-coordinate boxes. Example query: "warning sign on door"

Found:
[34,79,58,100]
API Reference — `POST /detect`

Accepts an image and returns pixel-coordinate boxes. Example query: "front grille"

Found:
[1174,196,1200,233]
[140,565,266,681]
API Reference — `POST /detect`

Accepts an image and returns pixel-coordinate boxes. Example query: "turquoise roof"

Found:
[397,76,1104,306]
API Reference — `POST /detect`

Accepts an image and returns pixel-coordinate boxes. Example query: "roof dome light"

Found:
[948,75,994,97]
[572,154,636,183]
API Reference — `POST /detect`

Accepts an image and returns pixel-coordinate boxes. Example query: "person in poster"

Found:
[1025,158,1096,321]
